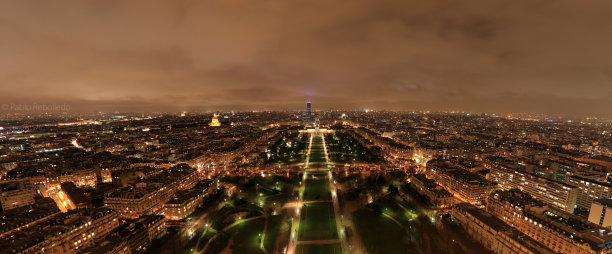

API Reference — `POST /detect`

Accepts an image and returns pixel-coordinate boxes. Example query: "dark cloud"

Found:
[0,0,611,117]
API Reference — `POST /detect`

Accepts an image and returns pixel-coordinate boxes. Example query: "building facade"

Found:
[0,208,120,253]
[485,157,579,213]
[426,160,497,206]
[410,174,454,209]
[105,168,199,219]
[488,189,612,254]
[569,176,612,211]
[452,203,554,254]
[0,180,35,210]
[163,189,207,221]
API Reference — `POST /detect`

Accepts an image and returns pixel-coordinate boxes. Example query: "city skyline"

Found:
[2,0,612,117]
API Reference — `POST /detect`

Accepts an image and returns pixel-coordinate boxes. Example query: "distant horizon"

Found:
[0,99,609,119]
[0,106,607,120]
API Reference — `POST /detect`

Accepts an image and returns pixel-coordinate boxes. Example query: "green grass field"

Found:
[308,135,327,163]
[351,209,409,254]
[308,149,327,163]
[263,215,285,251]
[226,218,266,254]
[298,202,338,241]
[305,167,330,172]
[303,178,332,201]
[296,243,342,254]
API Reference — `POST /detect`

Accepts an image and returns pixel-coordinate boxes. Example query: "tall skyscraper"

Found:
[306,101,312,116]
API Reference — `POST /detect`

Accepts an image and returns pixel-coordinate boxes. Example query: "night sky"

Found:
[1,0,611,116]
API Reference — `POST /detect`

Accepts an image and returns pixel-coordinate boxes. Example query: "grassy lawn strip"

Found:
[308,135,327,163]
[303,179,332,201]
[305,167,330,172]
[308,148,327,163]
[296,243,342,254]
[298,202,338,241]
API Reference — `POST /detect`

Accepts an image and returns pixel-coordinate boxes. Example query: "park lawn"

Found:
[305,167,329,172]
[375,196,416,224]
[266,193,291,205]
[296,243,342,254]
[351,209,410,254]
[263,133,308,166]
[266,150,305,165]
[298,202,338,241]
[308,148,327,163]
[195,230,217,252]
[325,132,382,163]
[308,135,328,163]
[263,215,285,251]
[279,156,305,165]
[227,217,266,254]
[303,179,332,201]
[203,232,231,254]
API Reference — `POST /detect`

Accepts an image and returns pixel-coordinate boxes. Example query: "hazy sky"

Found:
[1,0,611,116]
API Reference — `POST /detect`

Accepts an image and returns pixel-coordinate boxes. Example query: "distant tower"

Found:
[209,113,221,127]
[306,101,312,116]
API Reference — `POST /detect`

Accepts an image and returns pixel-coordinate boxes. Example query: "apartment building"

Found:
[485,156,579,213]
[488,189,612,254]
[452,202,554,254]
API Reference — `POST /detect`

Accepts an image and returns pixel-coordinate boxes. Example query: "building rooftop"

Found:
[594,198,612,208]
[0,197,60,235]
[0,207,115,252]
[570,175,612,187]
[490,189,546,208]
[455,203,554,254]
[447,168,496,186]
[165,189,200,205]
[455,203,510,232]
